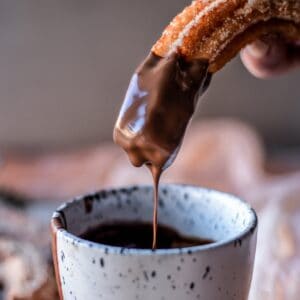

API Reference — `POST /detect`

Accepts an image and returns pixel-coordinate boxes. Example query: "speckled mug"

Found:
[51,184,257,300]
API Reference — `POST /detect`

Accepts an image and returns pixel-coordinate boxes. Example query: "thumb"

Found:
[241,36,300,78]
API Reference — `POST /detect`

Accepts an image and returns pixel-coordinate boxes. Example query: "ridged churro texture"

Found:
[152,0,300,72]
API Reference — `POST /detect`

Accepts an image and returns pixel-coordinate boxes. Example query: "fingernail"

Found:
[245,40,270,59]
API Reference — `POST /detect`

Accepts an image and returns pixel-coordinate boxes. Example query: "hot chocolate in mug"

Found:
[51,184,257,300]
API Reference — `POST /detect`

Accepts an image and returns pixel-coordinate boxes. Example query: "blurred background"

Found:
[0,0,299,151]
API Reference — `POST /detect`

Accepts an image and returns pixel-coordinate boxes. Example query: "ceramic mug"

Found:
[51,184,258,300]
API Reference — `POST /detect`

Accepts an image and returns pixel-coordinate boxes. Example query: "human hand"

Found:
[241,35,300,78]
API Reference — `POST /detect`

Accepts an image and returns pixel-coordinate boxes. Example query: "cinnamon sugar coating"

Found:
[152,0,300,72]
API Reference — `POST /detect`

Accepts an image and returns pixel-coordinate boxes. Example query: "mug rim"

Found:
[51,184,258,256]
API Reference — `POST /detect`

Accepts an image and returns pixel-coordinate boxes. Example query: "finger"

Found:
[241,36,300,79]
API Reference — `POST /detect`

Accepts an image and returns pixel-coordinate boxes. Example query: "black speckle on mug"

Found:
[177,266,181,271]
[202,266,211,279]
[100,258,105,267]
[143,271,149,281]
[190,282,195,290]
[187,250,192,255]
[193,257,197,262]
[167,275,171,280]
[120,188,127,194]
[131,186,139,192]
[92,258,96,264]
[151,271,156,278]
[158,199,165,208]
[172,285,176,290]
[60,251,65,262]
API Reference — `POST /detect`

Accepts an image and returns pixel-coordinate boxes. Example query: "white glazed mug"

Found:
[51,184,258,300]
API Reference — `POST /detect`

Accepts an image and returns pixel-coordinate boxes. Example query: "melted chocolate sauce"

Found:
[81,221,213,249]
[114,52,211,249]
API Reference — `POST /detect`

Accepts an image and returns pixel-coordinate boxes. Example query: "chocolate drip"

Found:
[148,165,162,249]
[114,52,211,248]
